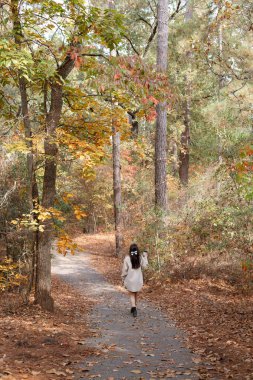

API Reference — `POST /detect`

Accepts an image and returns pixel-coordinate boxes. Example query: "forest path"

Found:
[52,251,201,380]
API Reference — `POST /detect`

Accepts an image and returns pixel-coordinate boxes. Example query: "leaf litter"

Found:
[0,276,96,379]
[80,232,253,380]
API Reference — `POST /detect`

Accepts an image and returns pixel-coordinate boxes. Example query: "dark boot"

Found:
[132,307,137,317]
[130,307,135,314]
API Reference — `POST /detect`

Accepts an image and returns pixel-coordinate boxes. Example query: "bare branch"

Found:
[171,0,182,19]
[80,53,110,61]
[143,0,185,58]
[123,34,140,56]
[147,0,156,17]
[33,40,60,67]
[143,20,157,57]
[136,15,152,28]
[0,182,17,209]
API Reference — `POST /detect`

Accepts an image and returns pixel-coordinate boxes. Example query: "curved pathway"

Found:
[52,252,202,380]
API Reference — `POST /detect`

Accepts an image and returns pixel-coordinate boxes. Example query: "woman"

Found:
[121,243,148,317]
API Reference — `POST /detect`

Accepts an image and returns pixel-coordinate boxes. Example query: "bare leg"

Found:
[135,292,138,306]
[129,292,136,307]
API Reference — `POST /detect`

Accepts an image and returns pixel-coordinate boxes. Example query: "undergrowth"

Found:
[138,159,253,289]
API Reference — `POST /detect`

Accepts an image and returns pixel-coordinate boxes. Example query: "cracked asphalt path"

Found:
[52,252,202,380]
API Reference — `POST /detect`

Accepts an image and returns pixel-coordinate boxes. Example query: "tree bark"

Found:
[179,0,193,186]
[217,1,224,165]
[179,97,190,185]
[11,0,34,204]
[128,111,139,137]
[11,0,39,300]
[108,0,123,256]
[171,140,178,176]
[35,57,75,311]
[112,125,123,256]
[155,0,169,213]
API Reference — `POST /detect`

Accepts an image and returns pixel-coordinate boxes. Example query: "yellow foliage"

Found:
[57,234,77,256]
[33,205,64,222]
[0,258,27,291]
[73,206,87,220]
[4,139,30,154]
[11,205,66,233]
[62,192,74,202]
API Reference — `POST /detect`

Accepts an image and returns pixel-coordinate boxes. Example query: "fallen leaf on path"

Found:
[130,369,142,374]
[46,369,66,376]
[192,357,202,364]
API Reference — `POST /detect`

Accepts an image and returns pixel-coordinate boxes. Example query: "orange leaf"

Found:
[114,73,121,80]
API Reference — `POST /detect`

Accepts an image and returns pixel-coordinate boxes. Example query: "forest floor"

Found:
[1,232,253,380]
[0,277,96,380]
[52,247,202,380]
[74,233,253,380]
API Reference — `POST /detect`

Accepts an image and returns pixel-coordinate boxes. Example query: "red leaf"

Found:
[146,109,157,122]
[75,56,82,69]
[149,95,159,105]
[114,73,121,80]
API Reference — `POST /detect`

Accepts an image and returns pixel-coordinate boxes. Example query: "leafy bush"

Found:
[0,258,27,291]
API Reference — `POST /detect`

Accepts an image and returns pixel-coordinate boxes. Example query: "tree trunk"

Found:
[179,98,190,185]
[11,0,39,300]
[34,86,61,311]
[35,59,74,310]
[11,0,34,206]
[217,1,224,164]
[112,126,123,256]
[171,140,178,176]
[155,0,169,213]
[179,0,193,186]
[108,0,123,255]
[128,111,139,138]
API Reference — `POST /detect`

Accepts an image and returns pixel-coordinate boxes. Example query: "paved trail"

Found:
[52,252,202,380]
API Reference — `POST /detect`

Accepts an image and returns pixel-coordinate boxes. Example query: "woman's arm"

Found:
[141,251,148,269]
[121,257,129,280]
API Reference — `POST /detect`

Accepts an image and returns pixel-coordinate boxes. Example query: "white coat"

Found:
[121,253,148,292]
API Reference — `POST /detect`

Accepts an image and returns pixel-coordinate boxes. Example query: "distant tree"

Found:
[109,0,123,256]
[178,0,193,186]
[155,0,169,214]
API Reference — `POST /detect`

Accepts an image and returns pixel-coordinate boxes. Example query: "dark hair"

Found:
[129,243,140,269]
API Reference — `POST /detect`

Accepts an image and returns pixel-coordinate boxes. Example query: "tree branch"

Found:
[0,182,17,209]
[143,0,185,57]
[136,14,152,28]
[123,34,140,56]
[171,0,182,19]
[147,0,156,17]
[57,55,75,80]
[80,53,110,62]
[143,21,157,57]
